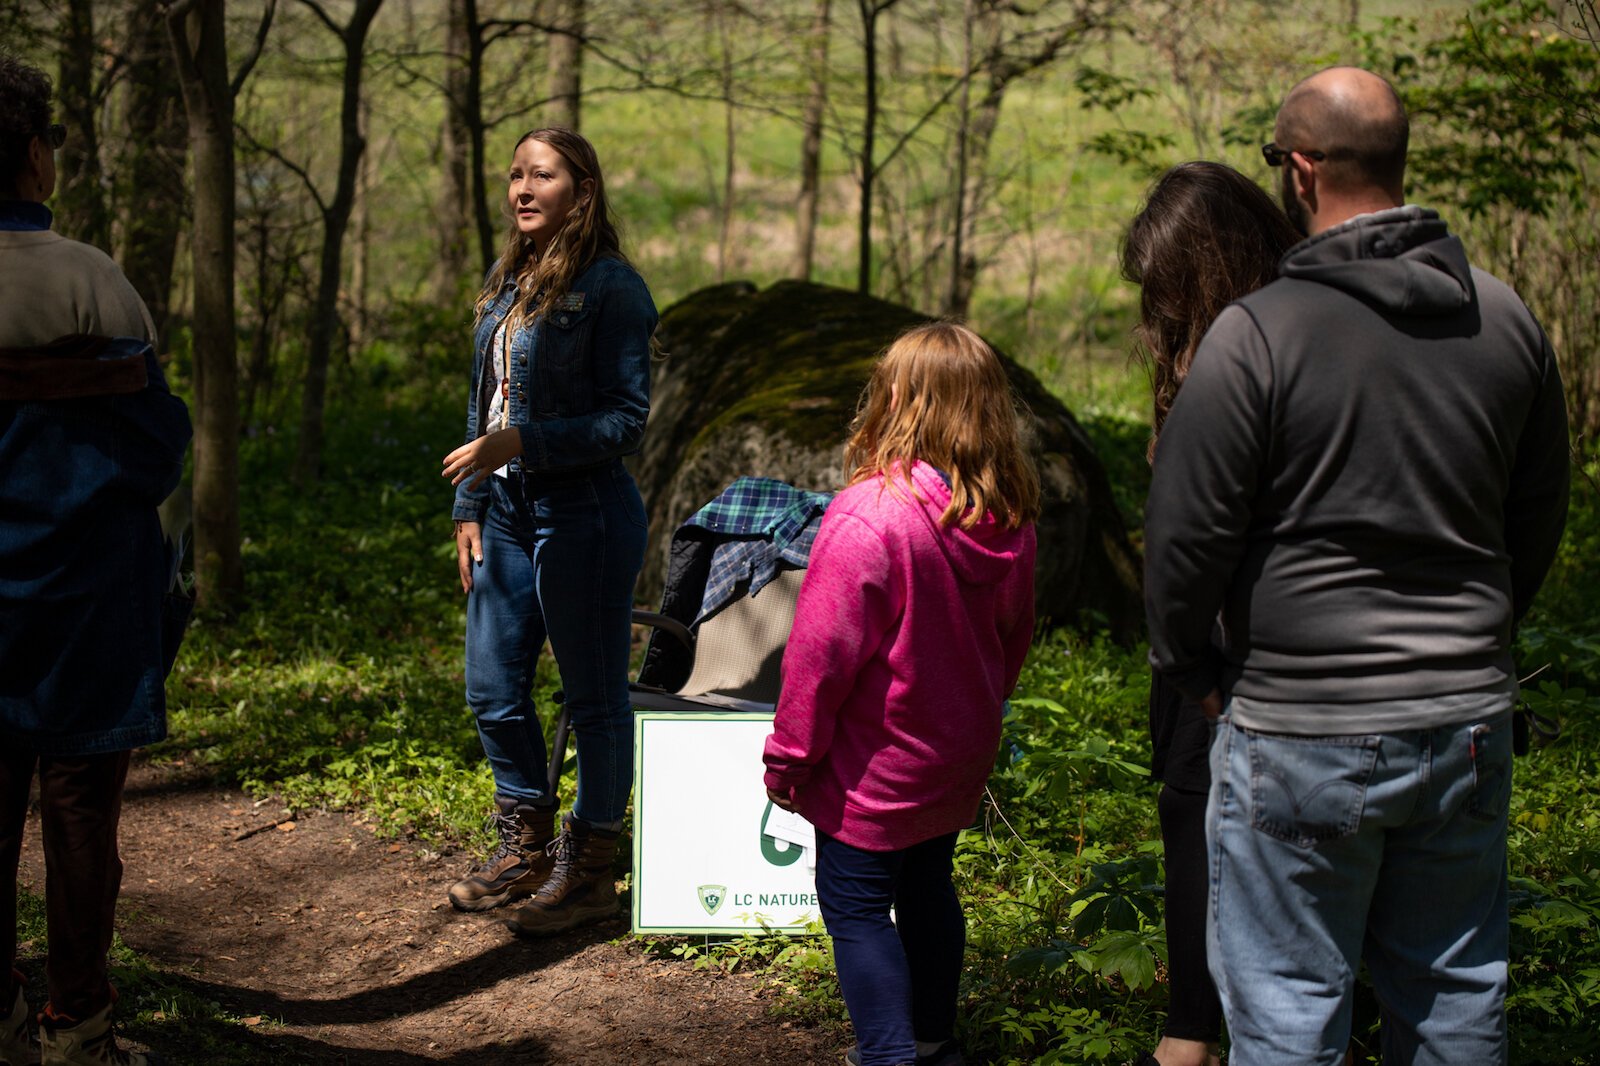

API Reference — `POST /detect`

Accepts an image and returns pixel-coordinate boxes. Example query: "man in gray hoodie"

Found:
[1144,67,1569,1065]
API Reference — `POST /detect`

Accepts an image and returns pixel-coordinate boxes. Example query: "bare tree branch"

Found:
[235,120,329,216]
[161,2,203,97]
[294,0,342,37]
[231,0,279,97]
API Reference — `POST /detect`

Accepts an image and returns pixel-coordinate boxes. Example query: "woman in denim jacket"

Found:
[440,127,657,935]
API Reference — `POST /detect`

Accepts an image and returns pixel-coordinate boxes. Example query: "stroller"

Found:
[538,477,832,792]
[536,478,832,932]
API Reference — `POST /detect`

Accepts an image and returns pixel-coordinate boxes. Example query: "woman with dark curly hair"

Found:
[1120,161,1297,1066]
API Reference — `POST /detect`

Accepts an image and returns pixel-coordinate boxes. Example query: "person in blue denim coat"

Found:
[0,51,189,1066]
[440,127,656,936]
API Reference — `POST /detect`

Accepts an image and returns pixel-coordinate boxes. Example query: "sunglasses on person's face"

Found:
[1261,142,1326,167]
[42,123,66,150]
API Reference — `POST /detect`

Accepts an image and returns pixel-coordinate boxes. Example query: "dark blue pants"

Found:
[464,463,646,823]
[816,830,964,1066]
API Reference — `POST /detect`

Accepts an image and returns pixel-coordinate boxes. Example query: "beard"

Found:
[1280,165,1311,237]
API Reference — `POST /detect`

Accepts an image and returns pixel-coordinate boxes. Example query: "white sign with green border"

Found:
[632,711,819,934]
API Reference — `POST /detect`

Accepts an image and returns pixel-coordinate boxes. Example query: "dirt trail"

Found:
[17,762,842,1064]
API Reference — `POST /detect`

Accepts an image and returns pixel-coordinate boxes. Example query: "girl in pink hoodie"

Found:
[764,322,1038,1066]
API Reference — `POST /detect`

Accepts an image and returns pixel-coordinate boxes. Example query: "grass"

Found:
[14,0,1595,1058]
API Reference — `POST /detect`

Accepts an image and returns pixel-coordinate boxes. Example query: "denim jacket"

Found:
[453,255,657,523]
[0,338,191,754]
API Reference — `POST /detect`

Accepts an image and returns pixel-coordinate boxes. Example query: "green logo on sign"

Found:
[760,801,803,867]
[697,884,727,916]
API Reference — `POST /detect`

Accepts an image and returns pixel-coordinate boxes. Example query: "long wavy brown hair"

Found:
[473,127,629,335]
[844,322,1040,530]
[1120,161,1298,461]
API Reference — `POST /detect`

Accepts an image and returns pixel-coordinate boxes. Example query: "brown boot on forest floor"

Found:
[447,796,557,912]
[503,814,621,937]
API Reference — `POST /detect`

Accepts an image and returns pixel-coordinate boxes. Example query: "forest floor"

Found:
[16,760,844,1065]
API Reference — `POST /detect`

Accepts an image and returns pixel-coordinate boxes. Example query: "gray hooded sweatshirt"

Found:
[1144,206,1569,731]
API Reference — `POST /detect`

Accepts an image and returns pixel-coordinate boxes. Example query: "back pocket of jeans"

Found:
[1246,730,1379,848]
[1466,717,1512,823]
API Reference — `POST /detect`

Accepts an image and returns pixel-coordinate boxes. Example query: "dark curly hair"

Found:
[0,52,53,197]
[1120,161,1299,462]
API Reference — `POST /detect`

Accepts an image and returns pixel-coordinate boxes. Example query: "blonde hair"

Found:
[472,127,628,335]
[844,322,1040,530]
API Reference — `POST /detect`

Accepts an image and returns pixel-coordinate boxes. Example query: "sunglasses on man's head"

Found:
[42,123,66,150]
[1261,142,1327,167]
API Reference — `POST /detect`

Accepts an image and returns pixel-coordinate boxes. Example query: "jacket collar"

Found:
[0,200,53,232]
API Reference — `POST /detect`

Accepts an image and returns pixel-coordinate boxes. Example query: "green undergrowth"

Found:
[158,392,570,854]
[131,388,1600,1063]
[651,464,1600,1065]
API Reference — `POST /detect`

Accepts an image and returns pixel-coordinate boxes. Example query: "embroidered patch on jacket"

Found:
[556,292,586,312]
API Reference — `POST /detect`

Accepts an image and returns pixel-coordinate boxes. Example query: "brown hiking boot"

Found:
[447,796,557,912]
[39,1002,160,1065]
[503,814,622,937]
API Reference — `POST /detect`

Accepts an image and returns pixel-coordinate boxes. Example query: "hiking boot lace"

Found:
[545,824,577,865]
[537,824,580,895]
[476,808,526,870]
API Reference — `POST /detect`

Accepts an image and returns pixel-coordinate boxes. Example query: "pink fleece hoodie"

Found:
[763,462,1036,852]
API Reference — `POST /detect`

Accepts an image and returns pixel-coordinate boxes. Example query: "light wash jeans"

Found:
[1206,707,1513,1066]
[464,461,646,823]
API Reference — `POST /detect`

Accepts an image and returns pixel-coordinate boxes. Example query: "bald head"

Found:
[1276,67,1408,199]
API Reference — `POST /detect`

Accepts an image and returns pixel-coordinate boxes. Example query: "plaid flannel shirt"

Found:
[684,477,833,620]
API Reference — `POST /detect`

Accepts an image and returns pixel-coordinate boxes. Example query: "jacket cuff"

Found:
[763,767,805,793]
[452,497,488,523]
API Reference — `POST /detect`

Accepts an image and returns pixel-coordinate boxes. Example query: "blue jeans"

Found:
[815,831,964,1066]
[464,462,646,823]
[1207,708,1513,1066]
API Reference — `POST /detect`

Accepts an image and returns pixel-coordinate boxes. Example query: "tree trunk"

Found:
[944,0,975,317]
[167,0,243,608]
[117,0,187,344]
[55,0,110,250]
[292,0,384,486]
[857,0,880,294]
[715,2,736,283]
[795,0,830,280]
[465,0,495,273]
[947,68,1006,317]
[435,0,473,302]
[945,2,1006,318]
[547,0,584,130]
[350,96,373,354]
[945,3,1086,317]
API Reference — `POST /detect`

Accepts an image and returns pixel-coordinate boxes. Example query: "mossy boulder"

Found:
[634,279,1143,638]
